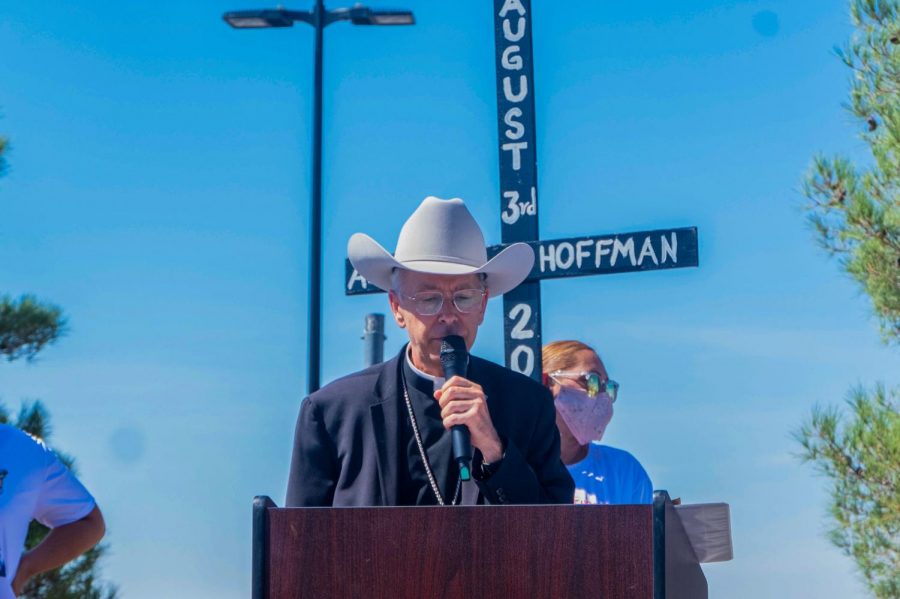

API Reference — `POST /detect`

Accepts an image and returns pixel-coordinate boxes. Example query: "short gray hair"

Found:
[390,268,404,293]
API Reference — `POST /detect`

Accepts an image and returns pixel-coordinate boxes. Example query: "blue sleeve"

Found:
[34,440,96,528]
[603,446,653,505]
[630,456,654,505]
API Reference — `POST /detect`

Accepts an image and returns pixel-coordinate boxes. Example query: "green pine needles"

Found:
[795,387,900,597]
[0,295,67,362]
[802,0,900,344]
[796,1,900,597]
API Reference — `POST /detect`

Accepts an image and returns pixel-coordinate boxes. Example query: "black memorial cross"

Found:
[489,0,697,380]
[344,0,699,380]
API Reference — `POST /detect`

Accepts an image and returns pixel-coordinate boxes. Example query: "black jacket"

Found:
[286,348,574,506]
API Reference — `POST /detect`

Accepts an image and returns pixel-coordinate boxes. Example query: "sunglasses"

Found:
[399,288,487,316]
[549,370,619,402]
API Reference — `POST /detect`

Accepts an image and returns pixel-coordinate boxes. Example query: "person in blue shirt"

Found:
[542,340,653,505]
[0,425,106,598]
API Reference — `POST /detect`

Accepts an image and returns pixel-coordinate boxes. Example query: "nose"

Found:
[436,294,460,324]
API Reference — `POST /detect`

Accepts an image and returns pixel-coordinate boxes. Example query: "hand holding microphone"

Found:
[437,335,504,480]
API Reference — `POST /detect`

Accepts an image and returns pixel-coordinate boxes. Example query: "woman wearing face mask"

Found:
[542,340,653,505]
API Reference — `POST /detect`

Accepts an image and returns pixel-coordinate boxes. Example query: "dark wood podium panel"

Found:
[267,505,653,599]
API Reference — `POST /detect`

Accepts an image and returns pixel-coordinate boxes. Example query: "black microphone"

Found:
[440,335,472,481]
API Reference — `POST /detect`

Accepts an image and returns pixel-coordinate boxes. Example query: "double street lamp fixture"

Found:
[223,3,414,395]
[224,6,414,28]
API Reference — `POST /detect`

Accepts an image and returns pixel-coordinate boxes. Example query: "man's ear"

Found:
[541,373,550,387]
[388,291,406,329]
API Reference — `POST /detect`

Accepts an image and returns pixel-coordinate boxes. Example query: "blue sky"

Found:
[2,1,896,597]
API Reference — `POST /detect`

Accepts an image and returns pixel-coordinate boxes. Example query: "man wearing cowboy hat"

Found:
[286,196,574,506]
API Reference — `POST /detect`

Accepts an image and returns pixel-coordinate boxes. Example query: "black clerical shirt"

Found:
[396,354,461,505]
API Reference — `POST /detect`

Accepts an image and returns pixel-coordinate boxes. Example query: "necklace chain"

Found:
[401,369,462,506]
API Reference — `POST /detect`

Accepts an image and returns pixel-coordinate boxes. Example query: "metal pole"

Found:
[362,313,385,367]
[308,0,325,394]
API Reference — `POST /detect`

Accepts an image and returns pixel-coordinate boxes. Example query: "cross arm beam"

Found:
[344,226,699,296]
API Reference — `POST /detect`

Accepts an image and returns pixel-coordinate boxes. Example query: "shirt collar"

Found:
[405,345,445,392]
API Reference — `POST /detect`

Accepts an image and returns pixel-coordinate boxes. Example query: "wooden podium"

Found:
[252,491,706,599]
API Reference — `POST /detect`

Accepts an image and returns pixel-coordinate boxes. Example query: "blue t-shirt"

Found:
[567,443,653,505]
[0,425,95,599]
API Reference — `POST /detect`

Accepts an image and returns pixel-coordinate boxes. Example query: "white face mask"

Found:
[554,386,614,446]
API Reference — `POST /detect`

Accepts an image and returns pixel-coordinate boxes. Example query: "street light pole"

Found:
[223,3,414,395]
[309,0,325,393]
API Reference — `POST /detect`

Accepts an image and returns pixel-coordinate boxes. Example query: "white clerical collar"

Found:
[405,345,445,392]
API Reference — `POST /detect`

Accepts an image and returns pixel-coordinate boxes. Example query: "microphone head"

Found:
[440,335,467,359]
[439,335,468,378]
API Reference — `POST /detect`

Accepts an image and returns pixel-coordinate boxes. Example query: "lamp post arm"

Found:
[284,9,315,24]
[324,8,354,26]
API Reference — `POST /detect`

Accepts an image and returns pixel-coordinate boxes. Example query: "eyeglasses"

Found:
[549,370,619,402]
[399,288,487,316]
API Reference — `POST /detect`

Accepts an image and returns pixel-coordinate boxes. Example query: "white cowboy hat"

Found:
[348,196,534,297]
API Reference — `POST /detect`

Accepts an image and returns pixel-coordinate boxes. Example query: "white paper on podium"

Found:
[674,502,733,563]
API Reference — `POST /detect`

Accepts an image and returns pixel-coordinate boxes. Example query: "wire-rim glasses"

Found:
[399,288,487,316]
